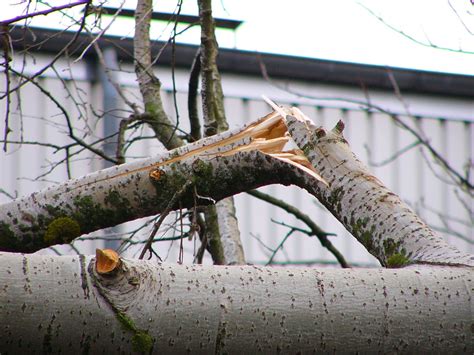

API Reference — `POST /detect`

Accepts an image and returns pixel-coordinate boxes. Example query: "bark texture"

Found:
[198,0,228,136]
[1,252,472,353]
[1,107,472,268]
[134,0,183,149]
[284,109,474,267]
[198,0,244,265]
[0,113,300,252]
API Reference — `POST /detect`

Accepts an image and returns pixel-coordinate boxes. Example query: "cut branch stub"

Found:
[95,248,121,275]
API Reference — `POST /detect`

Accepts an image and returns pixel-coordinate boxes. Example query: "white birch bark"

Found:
[133,0,183,149]
[1,106,473,352]
[0,112,301,252]
[283,108,474,267]
[1,252,472,353]
[1,107,472,269]
[215,198,245,264]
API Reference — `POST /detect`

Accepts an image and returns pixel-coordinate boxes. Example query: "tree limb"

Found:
[134,0,183,150]
[1,107,472,267]
[198,0,228,136]
[1,252,472,353]
[198,0,244,265]
[188,49,202,142]
[0,0,89,26]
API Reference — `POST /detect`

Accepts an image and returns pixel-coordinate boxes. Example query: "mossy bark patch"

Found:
[386,253,410,268]
[0,222,19,252]
[116,311,154,353]
[382,239,410,268]
[44,217,81,244]
[1,189,148,252]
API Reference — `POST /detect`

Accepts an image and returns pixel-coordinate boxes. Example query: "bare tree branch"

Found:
[357,2,474,54]
[198,0,228,136]
[139,179,193,260]
[134,0,183,150]
[0,0,89,26]
[258,59,474,194]
[198,0,245,265]
[188,49,202,142]
[247,189,349,268]
[0,2,92,101]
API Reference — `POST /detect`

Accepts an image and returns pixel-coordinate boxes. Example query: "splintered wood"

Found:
[150,105,327,185]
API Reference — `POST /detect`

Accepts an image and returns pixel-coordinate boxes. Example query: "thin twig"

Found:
[0,1,92,101]
[178,201,184,263]
[74,2,126,63]
[0,0,89,26]
[0,188,17,200]
[139,179,193,259]
[357,2,474,55]
[266,228,295,265]
[166,0,183,148]
[367,140,422,167]
[9,67,117,164]
[1,26,12,151]
[247,189,350,268]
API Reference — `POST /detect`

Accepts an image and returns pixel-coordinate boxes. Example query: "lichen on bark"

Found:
[44,217,81,244]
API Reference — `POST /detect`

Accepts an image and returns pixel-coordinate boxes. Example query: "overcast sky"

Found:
[5,0,474,75]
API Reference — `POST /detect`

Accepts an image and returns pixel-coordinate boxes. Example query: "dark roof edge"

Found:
[9,26,474,98]
[97,6,243,30]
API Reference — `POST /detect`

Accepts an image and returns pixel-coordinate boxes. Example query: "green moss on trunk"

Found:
[116,312,154,353]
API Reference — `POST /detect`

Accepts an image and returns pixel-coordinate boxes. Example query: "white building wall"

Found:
[0,53,472,266]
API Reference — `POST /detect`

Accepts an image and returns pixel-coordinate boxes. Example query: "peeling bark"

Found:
[1,252,472,353]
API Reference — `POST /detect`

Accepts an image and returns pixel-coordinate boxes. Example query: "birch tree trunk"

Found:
[1,107,473,352]
[132,0,244,265]
[1,252,472,353]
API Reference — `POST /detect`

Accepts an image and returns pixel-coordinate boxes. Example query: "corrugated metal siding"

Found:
[1,61,472,266]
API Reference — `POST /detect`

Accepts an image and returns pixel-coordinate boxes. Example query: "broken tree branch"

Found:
[1,106,472,268]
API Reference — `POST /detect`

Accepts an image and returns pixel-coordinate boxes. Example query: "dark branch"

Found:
[0,0,89,26]
[188,49,202,142]
[247,189,350,268]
